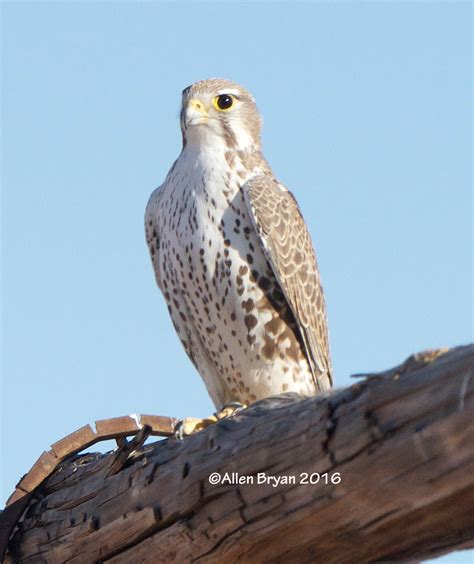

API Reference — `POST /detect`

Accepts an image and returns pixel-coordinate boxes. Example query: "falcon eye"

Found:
[213,94,235,111]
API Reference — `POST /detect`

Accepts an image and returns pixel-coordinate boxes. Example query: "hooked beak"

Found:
[183,98,209,127]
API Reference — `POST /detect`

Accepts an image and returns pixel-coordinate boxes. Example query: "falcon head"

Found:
[180,78,262,151]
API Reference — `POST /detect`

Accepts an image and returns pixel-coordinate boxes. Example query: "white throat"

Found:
[183,120,258,153]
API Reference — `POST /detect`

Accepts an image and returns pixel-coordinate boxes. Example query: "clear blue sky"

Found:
[1,2,472,561]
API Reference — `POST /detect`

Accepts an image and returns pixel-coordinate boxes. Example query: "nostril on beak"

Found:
[188,99,206,114]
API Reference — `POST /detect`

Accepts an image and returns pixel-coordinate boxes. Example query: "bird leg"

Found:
[174,402,247,439]
[215,401,247,419]
[174,416,218,439]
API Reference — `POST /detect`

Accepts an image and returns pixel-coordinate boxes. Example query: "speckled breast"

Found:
[156,159,316,407]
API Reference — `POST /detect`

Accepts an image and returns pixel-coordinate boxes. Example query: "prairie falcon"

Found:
[145,78,332,411]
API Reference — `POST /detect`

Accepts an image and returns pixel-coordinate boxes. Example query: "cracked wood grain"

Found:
[2,345,474,563]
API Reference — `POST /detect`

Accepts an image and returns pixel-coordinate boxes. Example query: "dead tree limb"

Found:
[2,345,474,563]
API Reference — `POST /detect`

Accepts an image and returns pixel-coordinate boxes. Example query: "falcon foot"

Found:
[216,401,247,419]
[174,402,248,439]
[174,416,218,439]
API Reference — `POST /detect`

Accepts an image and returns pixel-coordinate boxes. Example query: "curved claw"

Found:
[215,401,248,420]
[173,403,248,439]
[173,416,218,439]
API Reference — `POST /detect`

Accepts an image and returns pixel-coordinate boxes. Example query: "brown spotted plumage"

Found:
[146,78,332,410]
[243,176,332,391]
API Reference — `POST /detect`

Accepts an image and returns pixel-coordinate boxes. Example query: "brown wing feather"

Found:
[242,175,332,391]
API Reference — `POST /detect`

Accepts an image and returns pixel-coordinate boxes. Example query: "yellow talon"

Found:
[216,402,248,420]
[174,416,218,438]
[174,402,247,438]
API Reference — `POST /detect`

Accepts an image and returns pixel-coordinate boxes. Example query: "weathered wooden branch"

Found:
[2,345,473,563]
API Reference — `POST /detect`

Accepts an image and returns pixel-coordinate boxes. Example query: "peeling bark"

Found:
[2,345,474,563]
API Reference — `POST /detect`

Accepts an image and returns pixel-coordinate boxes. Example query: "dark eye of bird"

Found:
[216,94,233,110]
